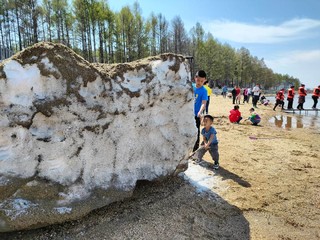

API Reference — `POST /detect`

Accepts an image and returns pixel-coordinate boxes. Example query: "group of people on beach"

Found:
[192,70,319,171]
[272,84,320,111]
[228,83,320,111]
[216,84,263,126]
[229,105,261,125]
[229,84,262,108]
[192,70,262,171]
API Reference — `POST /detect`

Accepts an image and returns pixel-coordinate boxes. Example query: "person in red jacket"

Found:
[297,84,307,110]
[312,85,320,109]
[229,105,242,123]
[235,86,241,104]
[273,88,285,111]
[287,85,295,109]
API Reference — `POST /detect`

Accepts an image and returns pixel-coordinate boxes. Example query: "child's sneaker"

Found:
[213,163,219,170]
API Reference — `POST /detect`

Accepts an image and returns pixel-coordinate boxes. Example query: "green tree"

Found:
[171,16,188,54]
[157,13,169,54]
[147,12,158,56]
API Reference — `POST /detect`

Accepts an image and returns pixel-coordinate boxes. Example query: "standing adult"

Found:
[252,84,261,108]
[222,85,228,98]
[231,86,237,104]
[203,80,212,114]
[273,88,285,111]
[243,88,248,103]
[235,86,241,104]
[312,85,320,109]
[297,84,307,110]
[287,85,295,109]
[247,87,252,103]
[193,70,208,152]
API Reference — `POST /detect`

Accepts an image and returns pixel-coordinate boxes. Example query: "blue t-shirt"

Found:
[194,86,208,116]
[201,126,218,145]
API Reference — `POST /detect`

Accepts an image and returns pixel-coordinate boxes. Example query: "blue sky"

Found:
[108,0,320,89]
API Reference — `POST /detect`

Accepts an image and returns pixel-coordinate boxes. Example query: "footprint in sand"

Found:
[290,150,303,156]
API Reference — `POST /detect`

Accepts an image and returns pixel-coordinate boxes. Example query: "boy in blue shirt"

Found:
[196,114,219,170]
[193,70,208,152]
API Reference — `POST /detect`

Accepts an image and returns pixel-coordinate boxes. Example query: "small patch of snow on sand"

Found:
[0,198,38,220]
[180,161,229,197]
[54,207,72,214]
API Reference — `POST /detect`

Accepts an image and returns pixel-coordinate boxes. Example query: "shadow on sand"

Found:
[0,177,250,240]
[199,161,251,188]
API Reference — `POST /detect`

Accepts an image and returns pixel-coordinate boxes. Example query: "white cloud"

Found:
[205,18,320,44]
[266,50,320,65]
[265,50,320,87]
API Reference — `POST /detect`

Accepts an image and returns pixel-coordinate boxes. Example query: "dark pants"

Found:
[273,99,284,110]
[223,92,227,98]
[193,116,201,152]
[205,96,210,114]
[247,95,251,103]
[253,95,259,107]
[297,96,305,109]
[197,143,219,165]
[232,95,236,104]
[312,96,318,108]
[287,98,293,109]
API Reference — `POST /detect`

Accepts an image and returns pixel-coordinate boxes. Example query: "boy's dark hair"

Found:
[234,105,239,110]
[204,80,208,84]
[249,108,255,112]
[196,70,207,78]
[204,114,214,121]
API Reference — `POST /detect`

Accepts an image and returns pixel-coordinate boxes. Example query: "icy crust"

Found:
[2,60,66,107]
[0,43,195,232]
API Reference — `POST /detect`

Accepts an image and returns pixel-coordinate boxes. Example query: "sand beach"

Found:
[1,94,319,240]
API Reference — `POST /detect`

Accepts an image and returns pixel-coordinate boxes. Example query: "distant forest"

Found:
[0,0,300,89]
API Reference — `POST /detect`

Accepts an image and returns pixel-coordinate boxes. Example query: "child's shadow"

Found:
[199,161,251,188]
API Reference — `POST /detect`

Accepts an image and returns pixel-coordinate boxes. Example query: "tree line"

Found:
[0,0,300,89]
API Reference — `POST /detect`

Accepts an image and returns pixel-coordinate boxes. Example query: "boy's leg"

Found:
[209,144,219,167]
[196,145,207,163]
[253,119,260,125]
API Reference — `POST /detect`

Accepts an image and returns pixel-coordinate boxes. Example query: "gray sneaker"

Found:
[195,159,202,164]
[213,164,219,170]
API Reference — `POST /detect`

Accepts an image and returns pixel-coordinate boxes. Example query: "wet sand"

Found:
[1,95,319,240]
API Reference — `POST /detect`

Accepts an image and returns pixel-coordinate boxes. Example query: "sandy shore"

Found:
[1,95,320,240]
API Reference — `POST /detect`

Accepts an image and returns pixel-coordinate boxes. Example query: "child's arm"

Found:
[198,100,207,117]
[204,134,215,149]
[200,135,206,146]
